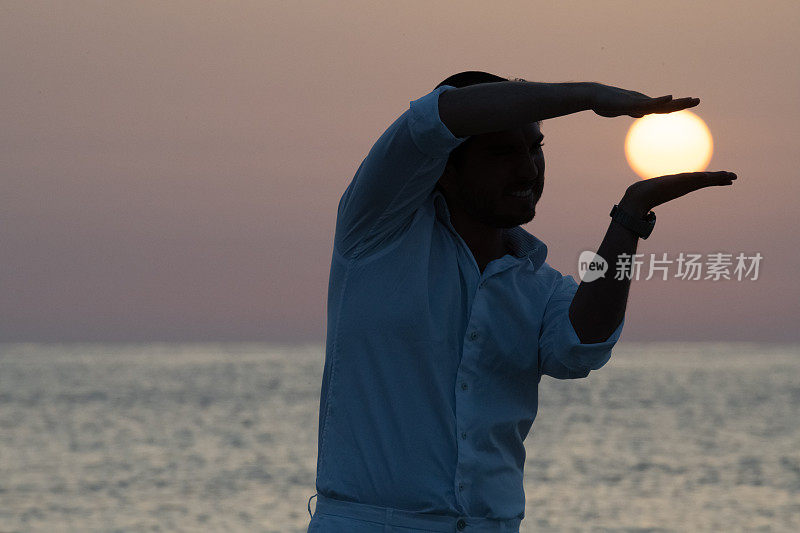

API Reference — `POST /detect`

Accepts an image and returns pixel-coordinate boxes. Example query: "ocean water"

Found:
[0,342,798,532]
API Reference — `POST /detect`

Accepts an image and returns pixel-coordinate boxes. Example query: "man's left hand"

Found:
[619,171,738,216]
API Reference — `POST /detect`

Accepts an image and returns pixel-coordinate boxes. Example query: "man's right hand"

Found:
[589,83,700,118]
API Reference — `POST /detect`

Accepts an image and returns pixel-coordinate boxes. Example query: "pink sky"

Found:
[2,1,798,342]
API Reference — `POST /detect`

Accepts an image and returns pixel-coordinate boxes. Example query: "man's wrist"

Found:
[551,81,596,111]
[577,82,599,111]
[617,194,651,218]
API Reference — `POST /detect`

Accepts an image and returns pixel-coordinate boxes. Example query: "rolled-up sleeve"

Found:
[335,84,468,258]
[407,85,467,157]
[538,274,624,379]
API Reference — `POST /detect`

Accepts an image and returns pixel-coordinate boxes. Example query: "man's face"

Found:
[439,123,544,229]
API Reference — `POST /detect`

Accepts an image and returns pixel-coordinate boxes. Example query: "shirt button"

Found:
[457,518,467,530]
[468,331,478,341]
[461,431,467,439]
[460,382,468,391]
[458,483,464,491]
[478,281,486,289]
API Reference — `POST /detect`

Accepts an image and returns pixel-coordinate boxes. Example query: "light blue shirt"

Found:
[312,84,624,522]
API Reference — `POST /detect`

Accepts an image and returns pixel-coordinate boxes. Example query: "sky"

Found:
[2,1,799,343]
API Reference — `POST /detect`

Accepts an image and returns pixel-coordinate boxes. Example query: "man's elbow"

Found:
[438,88,470,138]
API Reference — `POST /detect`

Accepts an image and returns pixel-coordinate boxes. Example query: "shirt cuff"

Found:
[557,315,625,372]
[408,85,469,158]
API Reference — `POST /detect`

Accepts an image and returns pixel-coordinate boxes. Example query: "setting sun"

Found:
[624,110,713,179]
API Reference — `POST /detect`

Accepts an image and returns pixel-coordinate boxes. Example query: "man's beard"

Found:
[457,181,539,228]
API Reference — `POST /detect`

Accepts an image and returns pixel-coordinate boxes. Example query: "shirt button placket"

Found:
[458,324,478,520]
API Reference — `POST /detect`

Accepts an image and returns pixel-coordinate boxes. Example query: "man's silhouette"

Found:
[306,71,736,532]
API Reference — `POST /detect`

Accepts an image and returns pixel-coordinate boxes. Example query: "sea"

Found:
[0,342,798,532]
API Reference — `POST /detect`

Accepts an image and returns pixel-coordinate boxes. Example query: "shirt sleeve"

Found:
[334,84,469,259]
[538,273,625,380]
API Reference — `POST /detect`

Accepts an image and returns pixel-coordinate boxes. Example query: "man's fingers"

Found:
[701,171,736,178]
[677,171,736,180]
[632,98,699,117]
[641,96,696,107]
[670,97,700,109]
[706,171,737,184]
[655,171,737,186]
[680,171,738,187]
[612,94,700,118]
[650,97,700,113]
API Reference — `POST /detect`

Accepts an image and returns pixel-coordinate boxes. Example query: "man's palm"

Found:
[624,171,738,214]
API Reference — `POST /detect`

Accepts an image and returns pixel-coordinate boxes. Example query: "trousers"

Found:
[306,493,522,532]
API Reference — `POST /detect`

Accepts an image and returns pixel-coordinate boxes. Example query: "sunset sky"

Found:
[2,1,798,343]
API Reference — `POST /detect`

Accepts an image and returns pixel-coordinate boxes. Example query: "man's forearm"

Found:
[438,81,595,137]
[568,198,647,344]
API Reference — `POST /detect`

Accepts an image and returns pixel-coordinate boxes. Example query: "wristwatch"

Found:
[610,203,656,239]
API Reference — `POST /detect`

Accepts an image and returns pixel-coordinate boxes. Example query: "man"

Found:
[306,71,737,532]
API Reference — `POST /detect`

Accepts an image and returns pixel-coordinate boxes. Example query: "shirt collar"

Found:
[432,189,548,271]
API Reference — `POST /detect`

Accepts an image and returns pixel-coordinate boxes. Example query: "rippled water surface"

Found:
[0,342,798,532]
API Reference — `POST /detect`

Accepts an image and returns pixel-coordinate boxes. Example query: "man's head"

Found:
[435,71,544,229]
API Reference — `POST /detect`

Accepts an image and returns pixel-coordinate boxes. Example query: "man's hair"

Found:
[433,71,541,189]
[434,70,510,91]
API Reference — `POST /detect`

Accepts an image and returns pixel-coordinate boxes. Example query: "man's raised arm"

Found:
[568,171,738,344]
[438,81,593,137]
[438,80,698,137]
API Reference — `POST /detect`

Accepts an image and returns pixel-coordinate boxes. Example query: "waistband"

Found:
[308,492,522,532]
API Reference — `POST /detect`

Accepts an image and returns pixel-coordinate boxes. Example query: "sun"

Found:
[624,110,713,180]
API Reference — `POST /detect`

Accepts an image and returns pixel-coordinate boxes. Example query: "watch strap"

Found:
[610,204,656,239]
